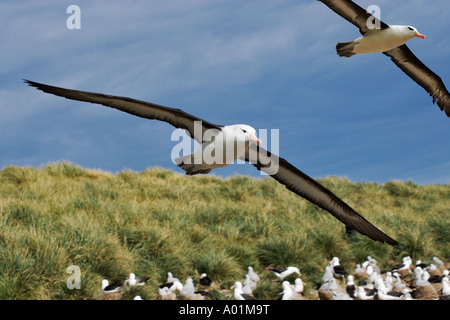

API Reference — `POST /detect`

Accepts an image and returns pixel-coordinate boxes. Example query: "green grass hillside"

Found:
[0,162,448,299]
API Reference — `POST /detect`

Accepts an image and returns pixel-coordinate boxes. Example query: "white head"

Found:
[347,275,354,285]
[101,279,109,290]
[232,281,243,291]
[331,257,340,265]
[229,124,262,146]
[404,25,426,39]
[129,273,136,280]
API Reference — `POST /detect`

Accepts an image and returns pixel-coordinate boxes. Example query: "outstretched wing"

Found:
[242,144,398,246]
[383,45,450,117]
[24,80,223,143]
[318,0,390,34]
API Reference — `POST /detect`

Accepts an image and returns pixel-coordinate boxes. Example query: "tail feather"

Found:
[336,41,357,58]
[174,154,212,175]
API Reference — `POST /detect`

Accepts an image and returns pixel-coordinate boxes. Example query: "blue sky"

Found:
[1,0,449,184]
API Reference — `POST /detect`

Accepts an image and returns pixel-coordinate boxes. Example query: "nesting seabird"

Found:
[243,275,257,293]
[377,288,406,301]
[101,279,124,293]
[442,277,450,297]
[428,270,449,284]
[101,279,125,300]
[24,79,398,245]
[125,273,151,286]
[293,278,304,295]
[166,272,179,284]
[279,281,297,300]
[346,275,356,298]
[269,266,301,280]
[355,286,375,300]
[391,256,412,272]
[180,278,196,297]
[158,286,176,300]
[330,257,348,278]
[159,279,183,293]
[318,0,450,117]
[247,266,260,283]
[232,281,256,300]
[199,273,212,286]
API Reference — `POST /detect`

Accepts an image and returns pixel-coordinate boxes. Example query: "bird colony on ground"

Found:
[101,256,449,301]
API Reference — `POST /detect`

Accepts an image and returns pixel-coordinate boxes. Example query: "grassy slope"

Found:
[0,162,448,299]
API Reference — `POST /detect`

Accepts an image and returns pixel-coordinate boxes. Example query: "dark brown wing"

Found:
[24,80,223,143]
[383,45,450,117]
[318,0,390,34]
[242,144,398,246]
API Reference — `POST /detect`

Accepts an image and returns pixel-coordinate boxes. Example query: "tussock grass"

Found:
[0,162,448,299]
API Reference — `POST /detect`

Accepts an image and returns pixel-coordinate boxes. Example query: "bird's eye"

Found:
[407,26,414,31]
[241,129,247,133]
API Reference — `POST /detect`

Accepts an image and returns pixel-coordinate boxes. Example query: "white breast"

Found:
[354,26,414,54]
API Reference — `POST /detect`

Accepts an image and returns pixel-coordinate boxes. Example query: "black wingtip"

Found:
[23,79,39,88]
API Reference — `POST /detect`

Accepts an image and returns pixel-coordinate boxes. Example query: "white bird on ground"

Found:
[330,257,348,278]
[199,273,212,286]
[293,278,304,295]
[242,275,255,295]
[101,279,124,293]
[362,256,377,269]
[321,264,334,283]
[366,266,381,288]
[158,286,176,300]
[442,277,450,296]
[433,256,444,267]
[346,275,356,298]
[280,281,297,300]
[125,273,151,286]
[319,278,341,292]
[413,267,431,287]
[247,266,260,283]
[392,256,412,272]
[166,272,179,283]
[392,272,407,290]
[160,279,184,293]
[232,281,256,300]
[269,266,301,280]
[332,291,353,300]
[377,288,405,300]
[375,278,389,293]
[180,278,196,297]
[355,286,375,300]
[384,272,394,291]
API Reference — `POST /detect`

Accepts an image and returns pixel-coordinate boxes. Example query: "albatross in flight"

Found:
[24,79,398,246]
[318,0,450,118]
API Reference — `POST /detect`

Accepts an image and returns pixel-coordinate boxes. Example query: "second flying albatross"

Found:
[24,79,398,246]
[318,0,450,117]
